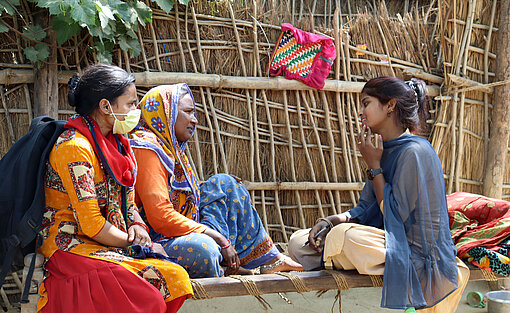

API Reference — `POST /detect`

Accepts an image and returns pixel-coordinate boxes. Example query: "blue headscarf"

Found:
[348,134,458,309]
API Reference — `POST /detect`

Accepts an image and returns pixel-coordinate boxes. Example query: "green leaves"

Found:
[24,43,50,63]
[153,0,174,13]
[22,25,47,41]
[4,0,189,64]
[0,0,20,15]
[0,21,9,33]
[52,15,81,45]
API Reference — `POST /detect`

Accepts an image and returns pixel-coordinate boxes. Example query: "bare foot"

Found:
[260,254,304,274]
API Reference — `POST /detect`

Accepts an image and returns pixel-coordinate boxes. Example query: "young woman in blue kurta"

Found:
[288,76,464,311]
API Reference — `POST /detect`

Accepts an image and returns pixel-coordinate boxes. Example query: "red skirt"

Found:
[39,250,186,313]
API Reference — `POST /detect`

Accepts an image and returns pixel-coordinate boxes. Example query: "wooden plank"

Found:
[190,267,505,299]
[243,181,365,191]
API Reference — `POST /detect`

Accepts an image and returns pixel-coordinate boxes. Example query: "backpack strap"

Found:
[20,235,42,303]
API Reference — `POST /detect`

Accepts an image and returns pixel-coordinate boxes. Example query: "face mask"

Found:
[107,101,141,134]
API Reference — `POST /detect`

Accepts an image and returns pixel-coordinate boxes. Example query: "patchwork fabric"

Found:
[68,161,96,202]
[268,23,336,90]
[44,162,66,193]
[55,221,84,251]
[40,207,58,239]
[55,129,75,148]
[137,265,171,299]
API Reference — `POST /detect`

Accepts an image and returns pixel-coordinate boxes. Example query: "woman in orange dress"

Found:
[38,64,192,313]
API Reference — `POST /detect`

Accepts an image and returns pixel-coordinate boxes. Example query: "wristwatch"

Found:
[366,167,384,180]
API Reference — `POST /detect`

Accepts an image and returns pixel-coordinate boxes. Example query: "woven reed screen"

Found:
[0,0,507,242]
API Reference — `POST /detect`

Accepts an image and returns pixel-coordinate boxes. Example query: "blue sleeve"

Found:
[347,179,384,228]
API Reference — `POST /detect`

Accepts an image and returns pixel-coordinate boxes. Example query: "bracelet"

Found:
[130,222,149,233]
[220,239,231,250]
[315,217,334,229]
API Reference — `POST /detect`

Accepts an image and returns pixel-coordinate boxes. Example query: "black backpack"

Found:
[0,116,66,302]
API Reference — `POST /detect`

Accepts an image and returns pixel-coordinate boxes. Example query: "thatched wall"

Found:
[0,0,507,242]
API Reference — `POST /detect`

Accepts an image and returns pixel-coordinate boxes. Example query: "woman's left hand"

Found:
[221,245,240,276]
[128,224,152,247]
[357,124,383,169]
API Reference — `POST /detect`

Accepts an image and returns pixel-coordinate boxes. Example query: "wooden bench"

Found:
[15,253,505,313]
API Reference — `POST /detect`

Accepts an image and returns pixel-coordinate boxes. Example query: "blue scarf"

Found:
[348,134,458,309]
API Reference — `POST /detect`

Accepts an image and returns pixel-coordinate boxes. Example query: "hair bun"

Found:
[67,74,81,107]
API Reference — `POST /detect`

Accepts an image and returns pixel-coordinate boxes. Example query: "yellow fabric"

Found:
[288,224,469,312]
[37,129,192,312]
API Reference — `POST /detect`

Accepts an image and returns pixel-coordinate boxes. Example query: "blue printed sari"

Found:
[130,84,278,277]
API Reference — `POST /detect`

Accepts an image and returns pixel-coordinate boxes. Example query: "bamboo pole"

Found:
[0,86,15,144]
[483,0,498,169]
[295,90,325,219]
[0,70,441,96]
[283,91,306,228]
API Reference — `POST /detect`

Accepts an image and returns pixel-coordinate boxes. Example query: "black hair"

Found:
[67,64,135,116]
[361,76,429,132]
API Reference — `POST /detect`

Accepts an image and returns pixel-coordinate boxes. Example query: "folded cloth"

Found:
[127,244,179,263]
[268,23,336,90]
[448,192,510,275]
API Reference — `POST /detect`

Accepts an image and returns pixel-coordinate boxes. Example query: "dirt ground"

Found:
[179,280,494,313]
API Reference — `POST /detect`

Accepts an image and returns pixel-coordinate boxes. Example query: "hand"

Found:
[221,245,240,276]
[357,124,383,169]
[307,221,331,253]
[151,243,169,257]
[128,224,151,247]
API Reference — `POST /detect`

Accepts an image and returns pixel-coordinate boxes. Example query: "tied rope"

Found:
[276,272,310,293]
[229,275,272,311]
[369,275,384,287]
[321,270,349,290]
[480,268,498,282]
[190,279,211,300]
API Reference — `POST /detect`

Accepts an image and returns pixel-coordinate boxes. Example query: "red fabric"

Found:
[41,250,185,313]
[65,115,136,186]
[447,192,510,257]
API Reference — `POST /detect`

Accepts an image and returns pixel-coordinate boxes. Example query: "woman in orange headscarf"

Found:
[130,84,303,277]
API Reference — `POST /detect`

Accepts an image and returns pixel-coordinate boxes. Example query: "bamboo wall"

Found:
[432,0,508,197]
[0,0,508,243]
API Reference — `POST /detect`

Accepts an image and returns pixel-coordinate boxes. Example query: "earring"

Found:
[387,109,393,117]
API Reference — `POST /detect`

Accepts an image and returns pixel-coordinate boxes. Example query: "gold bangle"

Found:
[315,217,334,229]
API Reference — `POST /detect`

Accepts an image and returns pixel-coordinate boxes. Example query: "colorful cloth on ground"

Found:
[130,84,279,277]
[346,135,458,310]
[448,192,510,276]
[38,126,192,312]
[268,23,336,90]
[65,114,137,187]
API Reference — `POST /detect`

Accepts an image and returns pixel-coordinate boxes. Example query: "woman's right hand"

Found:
[221,245,240,276]
[307,221,331,253]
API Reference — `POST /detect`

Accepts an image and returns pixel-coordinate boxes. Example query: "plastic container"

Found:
[486,290,510,313]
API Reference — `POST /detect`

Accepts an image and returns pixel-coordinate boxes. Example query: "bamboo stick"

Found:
[454,0,476,192]
[295,90,325,218]
[483,0,497,171]
[148,19,163,71]
[0,70,441,96]
[283,91,306,228]
[23,85,32,122]
[0,86,15,144]
[174,4,187,73]
[137,29,150,71]
[303,90,337,215]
